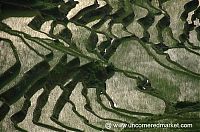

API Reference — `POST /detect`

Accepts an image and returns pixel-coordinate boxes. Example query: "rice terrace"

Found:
[0,0,200,131]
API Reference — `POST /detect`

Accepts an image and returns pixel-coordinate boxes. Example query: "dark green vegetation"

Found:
[0,0,200,131]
